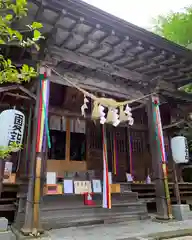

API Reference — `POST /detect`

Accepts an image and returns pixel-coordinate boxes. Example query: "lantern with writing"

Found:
[0,109,25,152]
[171,136,189,164]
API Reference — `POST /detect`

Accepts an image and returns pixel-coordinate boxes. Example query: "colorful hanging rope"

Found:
[102,125,111,209]
[36,70,51,153]
[152,99,172,219]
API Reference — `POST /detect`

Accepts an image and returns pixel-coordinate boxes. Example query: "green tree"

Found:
[152,6,192,94]
[0,0,43,158]
[0,0,43,83]
[152,6,192,49]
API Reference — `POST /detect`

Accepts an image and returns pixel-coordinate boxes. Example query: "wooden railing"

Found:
[131,183,192,203]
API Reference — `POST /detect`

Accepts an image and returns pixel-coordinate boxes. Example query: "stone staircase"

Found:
[14,183,148,230]
[40,183,148,230]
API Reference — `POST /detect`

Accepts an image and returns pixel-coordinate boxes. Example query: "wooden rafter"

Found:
[48,46,148,83]
[0,85,36,100]
[49,70,145,100]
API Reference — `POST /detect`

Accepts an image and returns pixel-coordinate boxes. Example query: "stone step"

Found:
[14,199,148,230]
[41,192,139,209]
[41,211,148,230]
[120,183,132,192]
[41,202,147,217]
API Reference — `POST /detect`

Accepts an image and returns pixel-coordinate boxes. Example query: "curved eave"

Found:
[27,0,192,101]
[44,0,192,60]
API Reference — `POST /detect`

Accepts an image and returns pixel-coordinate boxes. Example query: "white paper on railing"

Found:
[46,172,56,184]
[63,179,73,194]
[92,179,102,193]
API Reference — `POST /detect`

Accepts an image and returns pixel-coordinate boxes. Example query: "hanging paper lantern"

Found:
[171,136,189,164]
[0,109,25,152]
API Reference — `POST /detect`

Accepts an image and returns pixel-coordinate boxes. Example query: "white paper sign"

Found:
[92,179,102,193]
[126,173,133,182]
[108,172,112,184]
[4,162,13,173]
[74,181,92,194]
[63,179,73,194]
[46,172,56,184]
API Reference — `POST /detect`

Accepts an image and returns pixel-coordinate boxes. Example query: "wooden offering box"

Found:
[110,184,121,193]
[44,184,63,195]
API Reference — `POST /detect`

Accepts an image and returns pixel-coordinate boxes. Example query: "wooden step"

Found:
[0,198,16,202]
[14,192,148,230]
[0,204,15,211]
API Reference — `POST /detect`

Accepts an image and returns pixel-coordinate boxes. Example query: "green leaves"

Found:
[0,0,43,84]
[152,6,192,94]
[0,143,22,159]
[5,14,13,21]
[33,29,41,41]
[180,84,192,94]
[31,22,43,29]
[0,56,38,84]
[0,0,44,46]
[152,6,192,48]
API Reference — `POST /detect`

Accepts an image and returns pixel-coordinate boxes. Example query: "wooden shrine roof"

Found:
[26,0,192,101]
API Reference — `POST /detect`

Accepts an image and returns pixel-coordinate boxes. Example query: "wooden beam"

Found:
[49,71,145,100]
[4,92,32,100]
[163,120,185,130]
[0,85,36,100]
[48,46,148,82]
[49,106,148,130]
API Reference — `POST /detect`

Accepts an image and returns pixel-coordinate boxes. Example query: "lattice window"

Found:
[115,127,127,153]
[130,129,147,153]
[88,122,102,150]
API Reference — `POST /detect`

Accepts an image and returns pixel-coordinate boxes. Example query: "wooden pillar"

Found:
[65,118,70,163]
[147,96,169,219]
[21,81,40,235]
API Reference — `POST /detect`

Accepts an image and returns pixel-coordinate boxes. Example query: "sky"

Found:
[83,0,192,29]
